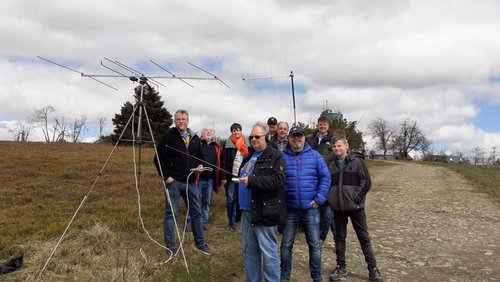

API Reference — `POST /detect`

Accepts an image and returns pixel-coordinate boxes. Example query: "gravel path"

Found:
[281,161,500,281]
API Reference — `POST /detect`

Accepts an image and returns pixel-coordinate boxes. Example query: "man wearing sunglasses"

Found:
[237,122,286,282]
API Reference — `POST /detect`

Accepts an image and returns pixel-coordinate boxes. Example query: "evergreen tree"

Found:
[111,83,172,143]
[304,117,365,151]
[330,118,365,151]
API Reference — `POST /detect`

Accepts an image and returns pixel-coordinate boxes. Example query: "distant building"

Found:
[371,150,395,160]
[424,154,465,164]
[320,109,343,122]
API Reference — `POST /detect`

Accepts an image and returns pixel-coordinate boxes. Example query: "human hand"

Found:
[310,200,319,209]
[239,176,249,186]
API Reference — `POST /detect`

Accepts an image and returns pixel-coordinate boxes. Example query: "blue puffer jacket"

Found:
[282,144,331,210]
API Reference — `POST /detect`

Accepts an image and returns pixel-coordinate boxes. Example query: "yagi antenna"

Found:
[38,56,119,90]
[37,56,231,90]
[104,58,165,88]
[189,62,231,89]
[243,71,297,126]
[150,60,194,88]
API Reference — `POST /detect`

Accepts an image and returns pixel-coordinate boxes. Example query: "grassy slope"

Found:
[1,142,498,281]
[0,141,242,281]
[422,161,500,201]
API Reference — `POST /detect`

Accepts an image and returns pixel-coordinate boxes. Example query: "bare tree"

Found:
[487,146,497,165]
[32,105,75,142]
[8,120,33,141]
[367,117,393,160]
[393,118,426,159]
[33,105,55,142]
[419,137,433,161]
[70,115,87,142]
[98,117,108,137]
[455,151,469,164]
[52,117,68,142]
[470,146,485,165]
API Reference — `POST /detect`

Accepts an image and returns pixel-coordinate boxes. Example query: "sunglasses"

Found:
[249,135,265,140]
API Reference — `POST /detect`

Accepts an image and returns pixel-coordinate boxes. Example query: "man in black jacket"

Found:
[327,133,382,282]
[237,122,286,282]
[154,109,214,256]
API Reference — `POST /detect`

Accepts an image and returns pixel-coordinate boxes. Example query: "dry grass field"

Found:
[1,141,499,281]
[0,141,243,281]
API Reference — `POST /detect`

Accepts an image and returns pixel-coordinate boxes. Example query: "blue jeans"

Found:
[225,182,239,226]
[241,211,280,282]
[334,208,378,269]
[320,205,335,241]
[163,180,205,249]
[280,208,322,281]
[187,179,213,225]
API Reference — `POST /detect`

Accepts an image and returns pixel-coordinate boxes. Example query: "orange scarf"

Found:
[231,135,249,157]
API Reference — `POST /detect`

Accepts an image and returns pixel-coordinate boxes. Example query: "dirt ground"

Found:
[248,161,500,282]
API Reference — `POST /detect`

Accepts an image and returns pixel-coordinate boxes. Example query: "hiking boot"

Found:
[195,244,214,256]
[369,267,383,282]
[329,266,347,281]
[166,248,179,259]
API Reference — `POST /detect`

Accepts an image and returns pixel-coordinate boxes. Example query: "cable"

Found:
[165,144,236,177]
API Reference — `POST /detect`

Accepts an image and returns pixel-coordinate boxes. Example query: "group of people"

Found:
[153,110,383,282]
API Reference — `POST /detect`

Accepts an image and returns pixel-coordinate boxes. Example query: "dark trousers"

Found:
[334,208,377,269]
[319,205,335,241]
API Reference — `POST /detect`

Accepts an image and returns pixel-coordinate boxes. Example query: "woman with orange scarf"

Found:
[221,123,249,232]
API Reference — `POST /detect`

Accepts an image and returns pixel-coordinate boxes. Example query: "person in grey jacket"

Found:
[327,132,383,282]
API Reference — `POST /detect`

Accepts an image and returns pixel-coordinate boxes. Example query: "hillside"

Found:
[1,142,500,281]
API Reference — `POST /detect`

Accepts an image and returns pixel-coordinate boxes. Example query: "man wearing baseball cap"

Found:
[266,117,278,142]
[280,126,331,282]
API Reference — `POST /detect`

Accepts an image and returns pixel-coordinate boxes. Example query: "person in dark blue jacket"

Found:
[280,126,331,282]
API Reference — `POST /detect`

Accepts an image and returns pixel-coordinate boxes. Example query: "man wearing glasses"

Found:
[237,122,286,282]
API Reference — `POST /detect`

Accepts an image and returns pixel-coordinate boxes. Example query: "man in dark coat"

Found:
[154,109,214,256]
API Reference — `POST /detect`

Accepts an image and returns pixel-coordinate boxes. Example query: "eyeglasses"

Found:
[249,135,265,140]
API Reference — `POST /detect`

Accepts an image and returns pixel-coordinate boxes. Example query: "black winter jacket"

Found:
[305,130,332,161]
[242,145,287,226]
[154,127,202,183]
[327,152,371,212]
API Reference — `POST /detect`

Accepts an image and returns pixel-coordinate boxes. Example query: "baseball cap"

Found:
[267,117,278,125]
[289,126,305,136]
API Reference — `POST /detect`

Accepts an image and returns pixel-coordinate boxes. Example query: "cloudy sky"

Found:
[1,0,500,157]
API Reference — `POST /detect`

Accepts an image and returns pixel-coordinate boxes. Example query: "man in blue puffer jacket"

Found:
[280,126,331,282]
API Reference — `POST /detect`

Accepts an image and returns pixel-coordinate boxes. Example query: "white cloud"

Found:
[1,0,500,156]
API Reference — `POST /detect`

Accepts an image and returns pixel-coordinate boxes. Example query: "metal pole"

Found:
[290,71,297,126]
